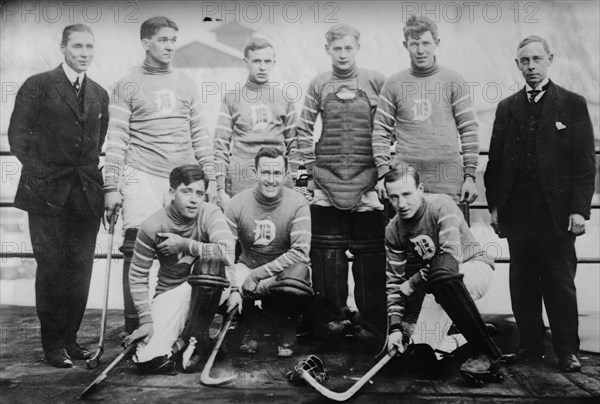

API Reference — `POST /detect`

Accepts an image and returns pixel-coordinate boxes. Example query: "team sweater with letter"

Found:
[372,63,479,200]
[385,194,491,330]
[104,64,214,191]
[129,202,235,325]
[225,187,311,280]
[213,80,300,195]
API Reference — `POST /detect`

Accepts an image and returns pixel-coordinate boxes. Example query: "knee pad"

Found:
[268,262,313,298]
[187,259,230,289]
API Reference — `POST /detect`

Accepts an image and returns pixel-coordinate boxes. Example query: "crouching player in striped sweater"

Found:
[225,147,313,357]
[124,165,240,374]
[384,165,502,385]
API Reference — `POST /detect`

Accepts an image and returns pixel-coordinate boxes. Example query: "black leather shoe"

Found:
[559,354,581,372]
[65,342,91,360]
[501,348,545,364]
[45,348,73,368]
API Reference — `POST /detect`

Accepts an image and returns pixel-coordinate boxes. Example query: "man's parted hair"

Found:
[325,23,360,45]
[244,37,274,59]
[254,147,288,171]
[61,24,94,45]
[169,165,208,189]
[517,35,551,55]
[384,164,421,187]
[403,15,438,41]
[141,16,178,40]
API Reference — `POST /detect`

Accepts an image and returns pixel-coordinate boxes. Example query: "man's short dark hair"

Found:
[141,16,179,40]
[170,165,207,189]
[403,15,438,41]
[254,147,288,171]
[384,164,421,187]
[244,37,274,59]
[517,35,551,55]
[61,24,94,45]
[325,23,360,45]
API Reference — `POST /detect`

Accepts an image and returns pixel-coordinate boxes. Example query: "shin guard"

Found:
[426,271,501,360]
[348,210,387,342]
[121,228,139,334]
[183,259,229,346]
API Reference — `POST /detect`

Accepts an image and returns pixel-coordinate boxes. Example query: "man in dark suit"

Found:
[8,24,109,368]
[484,35,596,372]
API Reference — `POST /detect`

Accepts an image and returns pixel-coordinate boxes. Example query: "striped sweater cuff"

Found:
[464,166,477,179]
[139,313,153,325]
[251,265,270,281]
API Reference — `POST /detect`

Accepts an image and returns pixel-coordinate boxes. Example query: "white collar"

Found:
[525,77,549,92]
[62,63,85,85]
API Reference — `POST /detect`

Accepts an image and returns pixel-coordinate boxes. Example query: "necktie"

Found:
[527,83,548,103]
[74,77,81,96]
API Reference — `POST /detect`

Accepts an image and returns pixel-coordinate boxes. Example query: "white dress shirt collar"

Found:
[62,63,85,86]
[525,77,549,103]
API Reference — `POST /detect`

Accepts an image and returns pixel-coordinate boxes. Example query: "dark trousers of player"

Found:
[310,206,387,338]
[29,209,100,352]
[506,185,579,357]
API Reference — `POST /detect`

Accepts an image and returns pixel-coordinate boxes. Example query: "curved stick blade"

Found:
[86,347,104,369]
[200,373,236,386]
[199,309,237,386]
[300,349,397,402]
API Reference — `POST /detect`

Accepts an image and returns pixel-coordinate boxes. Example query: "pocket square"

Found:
[555,122,566,130]
[99,113,102,118]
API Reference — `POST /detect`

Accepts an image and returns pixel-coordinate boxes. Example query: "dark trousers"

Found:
[506,185,579,356]
[29,210,101,351]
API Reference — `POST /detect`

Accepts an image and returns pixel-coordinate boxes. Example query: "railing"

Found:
[1,149,599,265]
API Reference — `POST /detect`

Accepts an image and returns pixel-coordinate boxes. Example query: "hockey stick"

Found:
[79,343,135,399]
[86,214,117,369]
[458,201,470,227]
[200,308,238,386]
[299,347,398,402]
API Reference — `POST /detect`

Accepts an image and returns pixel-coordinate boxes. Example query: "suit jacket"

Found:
[8,65,109,217]
[484,80,596,236]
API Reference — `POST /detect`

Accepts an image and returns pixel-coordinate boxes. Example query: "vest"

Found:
[313,88,377,210]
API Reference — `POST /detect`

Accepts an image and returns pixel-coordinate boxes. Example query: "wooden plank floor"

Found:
[1,305,599,403]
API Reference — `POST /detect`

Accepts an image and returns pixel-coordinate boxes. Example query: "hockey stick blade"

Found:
[300,347,398,402]
[200,308,237,386]
[79,343,135,399]
[86,214,117,370]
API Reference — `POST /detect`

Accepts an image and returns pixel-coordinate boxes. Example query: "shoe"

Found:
[277,344,294,357]
[460,353,503,387]
[273,314,297,357]
[559,354,581,372]
[240,330,258,354]
[352,324,380,347]
[501,348,545,364]
[321,320,351,342]
[65,342,91,360]
[45,347,73,368]
[136,355,176,375]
